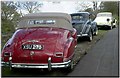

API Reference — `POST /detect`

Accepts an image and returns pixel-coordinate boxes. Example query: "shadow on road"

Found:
[77,37,90,44]
[2,67,71,76]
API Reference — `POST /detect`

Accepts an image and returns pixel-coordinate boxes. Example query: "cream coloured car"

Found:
[94,12,115,29]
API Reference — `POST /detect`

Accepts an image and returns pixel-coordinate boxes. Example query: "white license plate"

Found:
[22,44,43,50]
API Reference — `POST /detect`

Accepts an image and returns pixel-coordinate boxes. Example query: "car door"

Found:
[82,20,91,34]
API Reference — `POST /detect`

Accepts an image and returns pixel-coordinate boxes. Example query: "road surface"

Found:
[68,28,118,76]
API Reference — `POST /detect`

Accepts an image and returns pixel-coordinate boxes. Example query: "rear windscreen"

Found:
[71,13,89,21]
[97,13,112,17]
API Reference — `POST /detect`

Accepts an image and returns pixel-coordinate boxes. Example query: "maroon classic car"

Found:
[2,12,77,71]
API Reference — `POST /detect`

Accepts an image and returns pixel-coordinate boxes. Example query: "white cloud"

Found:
[41,1,78,14]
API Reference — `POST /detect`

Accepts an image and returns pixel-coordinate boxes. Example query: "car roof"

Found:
[70,12,90,15]
[22,12,71,23]
[17,12,73,30]
[97,12,112,14]
[97,12,112,17]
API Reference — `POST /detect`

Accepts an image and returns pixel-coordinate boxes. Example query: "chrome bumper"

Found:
[97,25,111,27]
[2,57,71,71]
[1,61,10,67]
[77,34,88,37]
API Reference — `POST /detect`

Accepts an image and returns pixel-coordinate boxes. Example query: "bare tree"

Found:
[1,1,20,34]
[76,1,92,12]
[2,1,18,20]
[93,1,97,11]
[15,1,43,15]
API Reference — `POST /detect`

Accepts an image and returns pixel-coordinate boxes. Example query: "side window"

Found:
[87,21,91,25]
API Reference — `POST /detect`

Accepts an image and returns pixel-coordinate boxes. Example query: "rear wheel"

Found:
[70,60,74,69]
[88,30,93,42]
[94,27,98,36]
[10,67,17,71]
[109,26,112,30]
[67,59,75,72]
[67,54,75,71]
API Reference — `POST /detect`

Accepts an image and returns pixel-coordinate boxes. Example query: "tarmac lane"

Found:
[68,27,119,76]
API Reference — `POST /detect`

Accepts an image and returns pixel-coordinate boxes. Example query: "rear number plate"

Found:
[22,44,43,50]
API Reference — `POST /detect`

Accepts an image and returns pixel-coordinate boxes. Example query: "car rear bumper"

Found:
[97,22,111,26]
[77,34,88,37]
[2,57,71,70]
[97,25,111,27]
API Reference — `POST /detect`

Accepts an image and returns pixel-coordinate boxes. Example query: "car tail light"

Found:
[4,52,11,57]
[54,52,63,58]
[4,52,10,57]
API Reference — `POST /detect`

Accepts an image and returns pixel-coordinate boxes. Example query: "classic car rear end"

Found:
[94,12,113,29]
[2,13,77,71]
[71,12,98,41]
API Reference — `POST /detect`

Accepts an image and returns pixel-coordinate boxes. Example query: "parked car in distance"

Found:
[112,18,117,28]
[70,12,98,42]
[94,12,117,29]
[1,12,77,71]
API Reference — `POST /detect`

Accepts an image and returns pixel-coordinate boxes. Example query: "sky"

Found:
[40,1,96,14]
[21,1,101,14]
[40,1,78,14]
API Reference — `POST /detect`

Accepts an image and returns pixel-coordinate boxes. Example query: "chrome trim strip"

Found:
[3,60,71,69]
[82,20,89,33]
[69,37,74,40]
[77,34,88,37]
[27,40,39,43]
[1,62,9,67]
[82,34,88,36]
[77,35,81,37]
[2,60,71,68]
[11,60,71,65]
